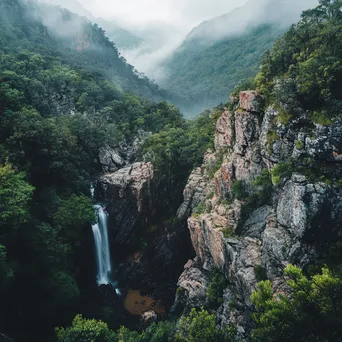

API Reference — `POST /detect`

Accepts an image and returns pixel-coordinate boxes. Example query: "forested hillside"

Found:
[160,0,317,112]
[162,24,284,109]
[1,0,186,104]
[41,0,144,50]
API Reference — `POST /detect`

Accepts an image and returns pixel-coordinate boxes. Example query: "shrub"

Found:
[222,227,235,239]
[311,110,332,126]
[175,307,236,342]
[295,140,304,150]
[254,265,268,282]
[271,161,294,185]
[176,287,185,297]
[231,180,248,200]
[266,130,280,146]
[56,315,115,342]
[193,202,206,216]
[251,265,342,342]
[207,269,227,309]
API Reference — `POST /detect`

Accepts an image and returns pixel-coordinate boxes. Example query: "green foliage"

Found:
[54,195,95,247]
[257,0,342,121]
[207,153,224,180]
[176,287,185,297]
[163,24,284,109]
[175,307,235,342]
[266,130,280,147]
[241,169,273,216]
[206,269,227,309]
[0,245,14,290]
[193,202,206,216]
[56,315,115,342]
[254,265,267,282]
[311,110,333,126]
[231,180,248,200]
[140,109,216,192]
[0,1,204,339]
[58,311,235,342]
[115,326,141,342]
[271,161,294,185]
[206,191,215,199]
[141,321,176,342]
[251,264,342,341]
[0,163,34,228]
[277,110,293,125]
[295,140,304,150]
[222,227,235,239]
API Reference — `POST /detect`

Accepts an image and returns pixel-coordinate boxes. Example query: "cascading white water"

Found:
[92,205,112,285]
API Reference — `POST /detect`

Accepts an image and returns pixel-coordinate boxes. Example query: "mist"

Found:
[119,0,318,82]
[185,0,319,43]
[35,0,319,84]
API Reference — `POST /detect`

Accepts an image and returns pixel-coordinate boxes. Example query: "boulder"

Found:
[170,259,210,315]
[99,147,125,172]
[141,311,157,325]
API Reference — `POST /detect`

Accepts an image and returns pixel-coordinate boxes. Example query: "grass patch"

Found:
[311,110,333,126]
[295,140,304,150]
[206,191,215,199]
[193,202,206,217]
[266,130,280,145]
[271,161,294,185]
[222,227,235,238]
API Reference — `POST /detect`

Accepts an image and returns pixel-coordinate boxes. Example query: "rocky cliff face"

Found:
[172,91,342,333]
[99,162,155,245]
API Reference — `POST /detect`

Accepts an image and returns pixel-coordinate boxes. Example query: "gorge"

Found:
[1,0,342,341]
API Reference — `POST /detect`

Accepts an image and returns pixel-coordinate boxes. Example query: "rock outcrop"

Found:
[98,162,155,244]
[99,131,152,173]
[172,91,342,333]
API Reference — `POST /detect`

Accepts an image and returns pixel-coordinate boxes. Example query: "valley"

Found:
[1,0,342,341]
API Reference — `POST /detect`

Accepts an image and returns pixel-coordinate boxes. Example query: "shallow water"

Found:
[123,290,165,315]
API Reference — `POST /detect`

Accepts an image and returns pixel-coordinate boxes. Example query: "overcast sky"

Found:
[76,0,250,29]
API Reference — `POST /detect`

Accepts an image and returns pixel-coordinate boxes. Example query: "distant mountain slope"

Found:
[5,0,185,105]
[40,0,143,50]
[96,17,143,50]
[162,24,284,109]
[160,0,318,110]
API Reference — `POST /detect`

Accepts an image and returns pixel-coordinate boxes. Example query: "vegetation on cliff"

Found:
[256,0,342,121]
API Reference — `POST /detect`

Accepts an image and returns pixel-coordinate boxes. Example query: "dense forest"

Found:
[1,0,342,341]
[0,0,216,340]
[161,24,284,110]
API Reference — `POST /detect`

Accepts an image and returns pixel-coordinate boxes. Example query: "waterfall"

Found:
[92,205,112,286]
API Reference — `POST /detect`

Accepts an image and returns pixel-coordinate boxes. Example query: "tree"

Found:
[175,307,235,342]
[56,315,115,342]
[54,195,95,247]
[251,265,342,341]
[0,244,14,290]
[0,163,34,230]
